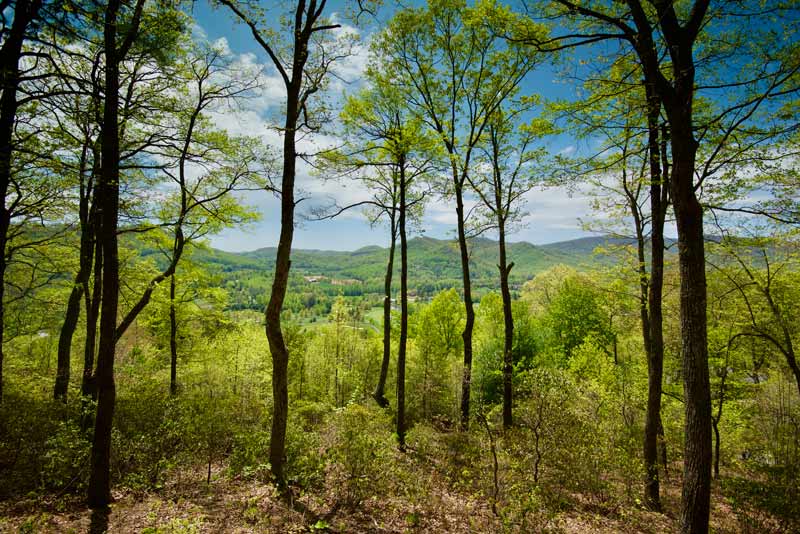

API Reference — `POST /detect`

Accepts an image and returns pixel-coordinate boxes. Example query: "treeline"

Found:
[1,1,799,533]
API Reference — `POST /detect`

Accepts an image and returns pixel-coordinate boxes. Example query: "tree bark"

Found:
[82,225,102,400]
[643,87,667,513]
[397,160,408,451]
[55,140,95,402]
[671,126,711,534]
[455,178,475,431]
[265,101,296,488]
[169,273,177,395]
[498,219,514,429]
[88,0,145,508]
[374,210,396,408]
[80,233,101,430]
[88,0,123,508]
[54,280,83,401]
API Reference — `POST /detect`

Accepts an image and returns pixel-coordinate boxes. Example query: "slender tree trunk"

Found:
[643,88,667,512]
[88,0,123,508]
[265,78,301,489]
[454,177,475,431]
[658,416,669,479]
[397,162,408,451]
[80,235,101,431]
[713,342,729,479]
[374,211,396,408]
[498,223,514,429]
[54,282,84,401]
[169,273,177,395]
[712,418,720,479]
[55,143,95,402]
[88,0,145,507]
[82,230,101,400]
[0,0,42,403]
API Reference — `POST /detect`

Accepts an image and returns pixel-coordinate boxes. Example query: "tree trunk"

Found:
[635,4,712,530]
[498,223,514,429]
[82,230,102,400]
[55,145,95,402]
[397,161,408,451]
[670,121,711,534]
[455,178,475,431]
[712,418,720,479]
[643,88,667,513]
[88,0,146,507]
[54,282,84,401]
[88,0,123,508]
[265,78,301,490]
[373,211,396,408]
[0,0,42,403]
[80,235,101,431]
[658,416,669,479]
[169,273,177,395]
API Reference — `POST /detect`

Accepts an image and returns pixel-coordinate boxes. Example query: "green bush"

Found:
[229,429,271,481]
[40,421,91,491]
[324,403,394,505]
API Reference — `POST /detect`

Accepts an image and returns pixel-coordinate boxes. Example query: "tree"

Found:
[319,65,434,445]
[118,43,263,396]
[556,84,672,508]
[378,0,544,430]
[217,0,355,488]
[0,0,46,402]
[471,105,549,428]
[318,81,432,412]
[88,0,148,509]
[709,236,800,398]
[519,2,800,529]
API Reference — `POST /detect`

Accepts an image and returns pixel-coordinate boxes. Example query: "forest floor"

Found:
[0,462,746,534]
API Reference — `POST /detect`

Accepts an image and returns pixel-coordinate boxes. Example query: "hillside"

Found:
[197,235,610,284]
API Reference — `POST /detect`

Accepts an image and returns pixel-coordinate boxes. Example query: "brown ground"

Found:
[0,463,747,534]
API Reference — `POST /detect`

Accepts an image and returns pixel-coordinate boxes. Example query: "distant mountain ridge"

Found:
[193,235,633,289]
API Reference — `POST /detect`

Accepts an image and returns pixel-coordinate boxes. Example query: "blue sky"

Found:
[189,0,604,252]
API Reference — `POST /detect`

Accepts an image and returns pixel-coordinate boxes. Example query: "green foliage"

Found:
[722,472,800,533]
[41,421,91,491]
[324,403,394,504]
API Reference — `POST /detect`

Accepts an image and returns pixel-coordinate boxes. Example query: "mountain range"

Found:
[190,235,637,290]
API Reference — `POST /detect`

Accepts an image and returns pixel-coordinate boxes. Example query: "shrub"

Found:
[324,403,394,505]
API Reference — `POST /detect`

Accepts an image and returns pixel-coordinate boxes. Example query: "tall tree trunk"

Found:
[643,87,666,512]
[713,342,729,479]
[0,0,42,403]
[374,210,396,408]
[88,0,123,508]
[55,142,95,402]
[455,178,475,431]
[498,222,514,429]
[397,162,408,450]
[265,78,301,489]
[88,0,145,507]
[630,3,712,529]
[670,118,711,534]
[169,273,177,395]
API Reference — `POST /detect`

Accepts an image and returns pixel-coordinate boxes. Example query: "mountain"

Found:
[153,234,651,310]
[193,235,621,286]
